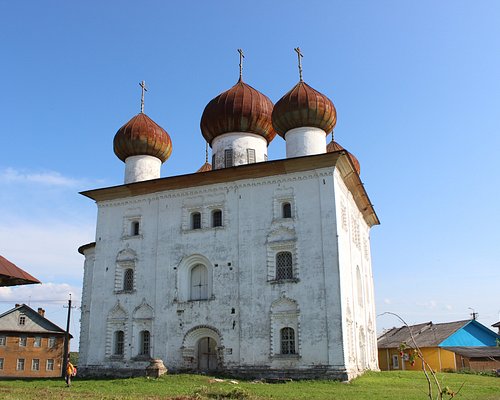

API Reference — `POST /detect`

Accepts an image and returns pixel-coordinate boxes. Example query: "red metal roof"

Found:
[113,113,173,163]
[326,140,360,175]
[0,255,41,287]
[272,81,337,137]
[200,79,276,144]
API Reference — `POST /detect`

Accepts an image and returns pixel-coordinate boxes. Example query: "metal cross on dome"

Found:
[139,80,148,113]
[294,47,304,82]
[237,48,245,81]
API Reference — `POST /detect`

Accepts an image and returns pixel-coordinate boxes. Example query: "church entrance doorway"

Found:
[197,337,218,371]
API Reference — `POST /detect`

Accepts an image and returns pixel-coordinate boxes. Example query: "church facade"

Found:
[78,56,379,380]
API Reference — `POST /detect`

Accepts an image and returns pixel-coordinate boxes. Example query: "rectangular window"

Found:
[32,359,40,371]
[224,149,233,168]
[247,148,256,164]
[0,358,4,370]
[191,212,201,230]
[17,358,25,371]
[34,337,41,347]
[392,354,399,369]
[46,359,54,371]
[19,315,26,325]
[0,336,6,346]
[132,221,140,236]
[19,336,27,347]
[48,337,56,348]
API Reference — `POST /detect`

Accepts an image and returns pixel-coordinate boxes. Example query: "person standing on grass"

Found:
[65,359,75,386]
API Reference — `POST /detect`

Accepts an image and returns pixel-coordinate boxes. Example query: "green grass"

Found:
[0,371,498,400]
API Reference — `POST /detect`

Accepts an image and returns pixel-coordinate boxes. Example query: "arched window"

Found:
[212,210,222,227]
[123,268,134,292]
[282,202,292,218]
[132,221,140,236]
[356,266,364,307]
[190,264,208,300]
[139,330,150,356]
[114,331,124,356]
[280,327,296,354]
[276,252,293,280]
[191,212,201,230]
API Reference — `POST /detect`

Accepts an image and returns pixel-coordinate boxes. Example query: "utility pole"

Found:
[62,294,73,378]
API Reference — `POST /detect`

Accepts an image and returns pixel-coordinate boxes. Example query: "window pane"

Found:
[48,337,56,348]
[19,337,27,347]
[115,331,124,355]
[140,331,150,356]
[132,221,140,236]
[46,359,54,371]
[19,315,26,325]
[34,337,41,347]
[17,359,24,370]
[282,202,292,218]
[0,336,6,346]
[124,269,134,291]
[276,252,293,280]
[225,149,233,168]
[0,358,4,369]
[32,359,40,371]
[192,212,201,229]
[280,327,296,354]
[212,210,222,227]
[191,264,208,300]
[247,149,256,163]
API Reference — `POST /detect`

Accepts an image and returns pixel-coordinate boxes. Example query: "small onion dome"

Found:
[272,81,337,137]
[327,140,360,175]
[114,113,172,163]
[200,80,276,144]
[196,162,212,173]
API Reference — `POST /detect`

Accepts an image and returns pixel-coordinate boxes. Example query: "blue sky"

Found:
[1,1,499,349]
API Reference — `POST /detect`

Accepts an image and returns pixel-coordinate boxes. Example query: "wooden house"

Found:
[0,304,70,378]
[378,319,500,372]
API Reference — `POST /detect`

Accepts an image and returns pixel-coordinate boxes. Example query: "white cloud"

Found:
[0,218,94,283]
[0,167,82,187]
[415,299,438,309]
[0,282,81,304]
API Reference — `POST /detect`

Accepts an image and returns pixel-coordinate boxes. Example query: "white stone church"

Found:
[78,55,379,380]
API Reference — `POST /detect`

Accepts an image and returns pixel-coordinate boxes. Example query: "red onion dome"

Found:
[113,113,172,163]
[272,81,337,137]
[200,80,276,144]
[327,140,360,175]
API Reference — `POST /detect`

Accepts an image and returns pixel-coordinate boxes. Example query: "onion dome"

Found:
[200,79,276,144]
[196,162,212,173]
[272,81,337,137]
[113,113,172,163]
[327,140,360,175]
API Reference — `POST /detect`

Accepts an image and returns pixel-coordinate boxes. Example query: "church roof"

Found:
[81,152,379,227]
[272,81,337,137]
[196,162,212,173]
[200,79,276,145]
[0,255,40,287]
[113,113,173,163]
[326,140,360,175]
